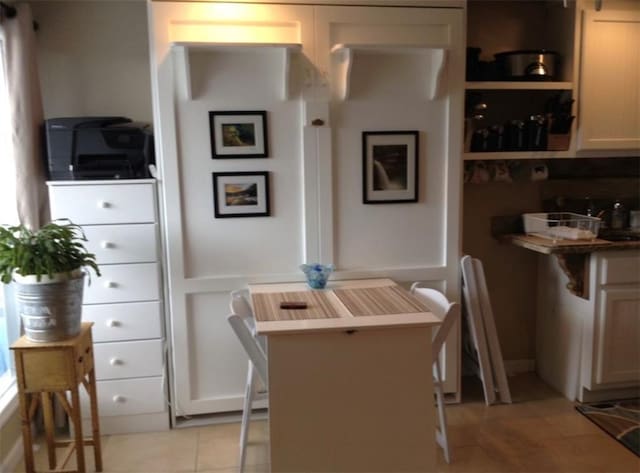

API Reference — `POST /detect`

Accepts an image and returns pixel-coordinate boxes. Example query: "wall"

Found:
[0,2,152,465]
[463,180,541,363]
[463,158,640,365]
[31,1,152,122]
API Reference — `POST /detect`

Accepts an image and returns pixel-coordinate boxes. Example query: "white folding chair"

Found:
[410,283,461,464]
[227,313,268,473]
[228,290,268,473]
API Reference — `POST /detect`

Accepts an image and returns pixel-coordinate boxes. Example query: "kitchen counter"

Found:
[502,234,640,298]
[502,233,640,255]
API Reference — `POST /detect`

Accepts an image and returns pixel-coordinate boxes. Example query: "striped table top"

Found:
[251,290,342,322]
[248,279,441,335]
[333,285,430,317]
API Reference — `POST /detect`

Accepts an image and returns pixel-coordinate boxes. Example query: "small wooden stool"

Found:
[11,322,103,473]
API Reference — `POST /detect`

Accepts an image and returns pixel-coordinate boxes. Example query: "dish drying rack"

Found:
[523,212,601,241]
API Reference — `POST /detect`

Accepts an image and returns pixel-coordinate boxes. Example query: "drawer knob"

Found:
[101,241,114,249]
[109,357,123,366]
[104,281,117,289]
[112,395,126,403]
[106,319,120,327]
[97,200,111,209]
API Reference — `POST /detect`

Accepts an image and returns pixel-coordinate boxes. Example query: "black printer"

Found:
[44,116,155,180]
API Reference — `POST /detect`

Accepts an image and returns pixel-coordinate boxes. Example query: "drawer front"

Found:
[82,377,166,417]
[93,339,163,380]
[83,224,158,264]
[84,263,159,304]
[82,301,162,343]
[600,253,640,285]
[49,183,156,225]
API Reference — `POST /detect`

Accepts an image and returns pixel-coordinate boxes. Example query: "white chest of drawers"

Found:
[47,179,169,434]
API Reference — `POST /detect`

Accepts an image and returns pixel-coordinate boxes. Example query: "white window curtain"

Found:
[1,3,48,230]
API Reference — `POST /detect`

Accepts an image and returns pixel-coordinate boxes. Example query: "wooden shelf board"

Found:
[463,150,574,161]
[465,81,573,90]
[172,41,302,51]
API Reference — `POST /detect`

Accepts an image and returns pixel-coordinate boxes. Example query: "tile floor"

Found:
[15,373,640,472]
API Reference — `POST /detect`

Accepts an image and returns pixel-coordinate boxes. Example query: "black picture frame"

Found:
[209,111,269,159]
[212,171,271,218]
[362,131,419,204]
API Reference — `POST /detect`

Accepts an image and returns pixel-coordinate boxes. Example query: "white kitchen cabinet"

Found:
[48,179,169,434]
[576,2,640,151]
[537,250,640,402]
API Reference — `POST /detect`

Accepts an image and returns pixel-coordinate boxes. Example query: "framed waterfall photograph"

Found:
[209,111,269,159]
[212,171,270,218]
[362,131,419,204]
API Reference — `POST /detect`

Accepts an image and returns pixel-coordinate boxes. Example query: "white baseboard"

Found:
[0,436,23,473]
[504,359,535,375]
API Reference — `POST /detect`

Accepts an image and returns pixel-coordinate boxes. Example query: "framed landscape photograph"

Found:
[212,171,270,218]
[209,111,268,159]
[362,131,419,204]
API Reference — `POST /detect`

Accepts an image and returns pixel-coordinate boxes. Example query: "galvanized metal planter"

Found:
[13,270,85,342]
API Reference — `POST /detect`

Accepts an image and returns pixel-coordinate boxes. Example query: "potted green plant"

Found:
[0,219,100,342]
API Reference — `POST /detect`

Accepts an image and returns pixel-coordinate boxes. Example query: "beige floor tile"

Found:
[8,374,639,473]
[198,465,269,473]
[436,445,512,473]
[14,434,107,473]
[196,420,268,471]
[546,433,640,473]
[543,411,604,437]
[101,428,199,472]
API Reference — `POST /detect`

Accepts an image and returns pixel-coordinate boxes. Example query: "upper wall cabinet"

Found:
[576,2,640,151]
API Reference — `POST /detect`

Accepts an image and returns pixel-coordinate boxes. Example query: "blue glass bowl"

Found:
[300,263,335,289]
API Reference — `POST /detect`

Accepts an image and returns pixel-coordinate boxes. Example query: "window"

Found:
[0,39,19,401]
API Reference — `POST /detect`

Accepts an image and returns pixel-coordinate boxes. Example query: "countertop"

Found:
[501,234,640,255]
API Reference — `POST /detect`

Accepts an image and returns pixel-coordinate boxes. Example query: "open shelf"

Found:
[331,43,447,101]
[171,42,303,100]
[465,81,573,90]
[463,150,575,161]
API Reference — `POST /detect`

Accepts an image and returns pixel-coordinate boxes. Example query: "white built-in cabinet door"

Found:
[577,7,640,150]
[593,287,640,385]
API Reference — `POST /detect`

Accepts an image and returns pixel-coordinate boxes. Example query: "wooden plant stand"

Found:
[11,322,103,473]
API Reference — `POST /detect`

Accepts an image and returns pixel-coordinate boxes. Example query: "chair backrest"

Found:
[227,313,268,385]
[229,289,268,353]
[410,285,461,361]
[230,289,254,321]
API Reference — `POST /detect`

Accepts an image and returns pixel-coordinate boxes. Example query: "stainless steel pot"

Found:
[494,50,559,80]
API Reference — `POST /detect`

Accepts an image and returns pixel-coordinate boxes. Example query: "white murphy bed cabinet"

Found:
[149,1,465,419]
[576,0,640,151]
[536,251,640,403]
[47,179,169,434]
